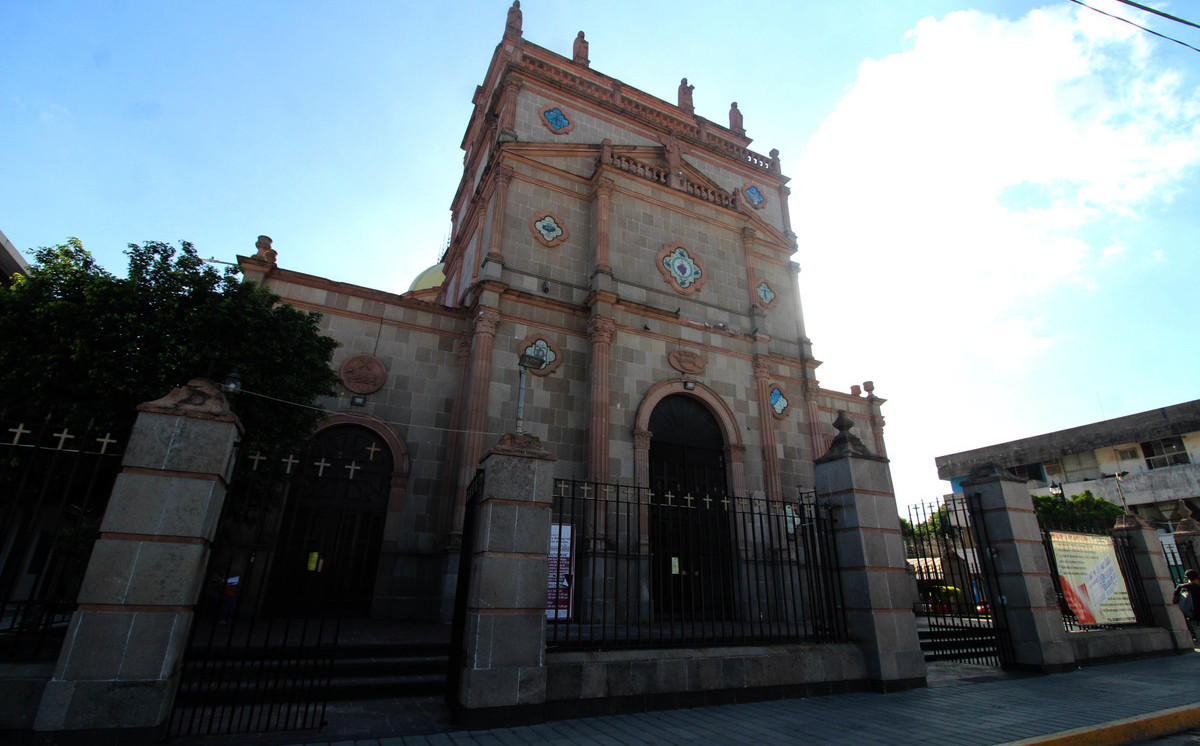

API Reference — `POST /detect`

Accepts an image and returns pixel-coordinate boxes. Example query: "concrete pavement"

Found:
[221,651,1200,746]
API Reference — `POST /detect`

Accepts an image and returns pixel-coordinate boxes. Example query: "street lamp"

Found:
[515,347,546,435]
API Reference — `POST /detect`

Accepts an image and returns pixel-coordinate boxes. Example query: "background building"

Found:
[936,399,1200,534]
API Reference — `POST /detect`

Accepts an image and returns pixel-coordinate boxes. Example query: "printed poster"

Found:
[546,523,574,620]
[1048,531,1136,625]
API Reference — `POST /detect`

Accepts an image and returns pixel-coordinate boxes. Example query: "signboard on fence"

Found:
[546,523,574,620]
[1049,531,1136,625]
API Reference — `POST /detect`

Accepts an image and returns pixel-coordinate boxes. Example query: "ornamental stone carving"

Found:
[340,354,387,395]
[668,350,705,375]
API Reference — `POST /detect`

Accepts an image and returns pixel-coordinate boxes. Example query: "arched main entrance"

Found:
[647,394,734,621]
[266,424,393,616]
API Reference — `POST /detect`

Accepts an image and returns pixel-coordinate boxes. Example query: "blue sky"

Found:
[4,1,1199,512]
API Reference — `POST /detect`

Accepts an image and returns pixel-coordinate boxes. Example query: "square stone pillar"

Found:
[814,412,925,689]
[961,465,1074,671]
[34,380,240,735]
[453,433,556,726]
[1114,516,1193,648]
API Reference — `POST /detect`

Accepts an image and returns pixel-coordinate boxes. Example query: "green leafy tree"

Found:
[0,238,339,453]
[1031,489,1125,533]
[911,505,956,539]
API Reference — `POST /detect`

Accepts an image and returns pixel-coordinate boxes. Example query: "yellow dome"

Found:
[408,263,445,292]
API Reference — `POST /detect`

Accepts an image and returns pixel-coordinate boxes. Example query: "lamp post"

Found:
[515,348,546,435]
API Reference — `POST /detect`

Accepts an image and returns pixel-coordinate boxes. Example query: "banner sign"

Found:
[1048,531,1136,625]
[546,523,574,620]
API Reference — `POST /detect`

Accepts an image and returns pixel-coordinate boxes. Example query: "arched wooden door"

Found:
[647,395,734,621]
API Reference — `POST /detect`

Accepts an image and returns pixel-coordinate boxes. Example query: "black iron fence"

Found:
[906,496,1007,666]
[1041,528,1154,631]
[0,418,125,660]
[545,480,846,650]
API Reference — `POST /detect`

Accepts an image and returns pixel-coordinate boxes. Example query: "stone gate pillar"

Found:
[35,380,241,736]
[453,432,556,727]
[1114,515,1193,648]
[961,465,1073,671]
[814,412,924,689]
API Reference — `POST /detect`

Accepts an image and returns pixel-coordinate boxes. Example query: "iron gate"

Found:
[907,495,1010,666]
[169,425,392,738]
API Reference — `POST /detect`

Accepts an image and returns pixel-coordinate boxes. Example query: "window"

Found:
[1116,447,1140,463]
[1009,463,1046,483]
[1141,437,1190,470]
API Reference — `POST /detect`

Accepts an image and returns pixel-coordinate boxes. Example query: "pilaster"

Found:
[454,308,501,534]
[752,357,782,501]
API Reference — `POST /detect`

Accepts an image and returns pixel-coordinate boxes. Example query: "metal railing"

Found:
[0,417,125,660]
[545,480,846,650]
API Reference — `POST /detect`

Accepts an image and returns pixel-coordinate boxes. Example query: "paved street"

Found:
[228,651,1200,746]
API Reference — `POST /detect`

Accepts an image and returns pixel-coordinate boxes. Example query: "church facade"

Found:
[237,4,887,623]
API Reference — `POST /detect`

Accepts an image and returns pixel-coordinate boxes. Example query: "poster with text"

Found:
[1049,531,1136,625]
[546,523,574,620]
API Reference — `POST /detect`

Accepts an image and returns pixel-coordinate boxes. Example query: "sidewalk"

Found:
[249,652,1200,746]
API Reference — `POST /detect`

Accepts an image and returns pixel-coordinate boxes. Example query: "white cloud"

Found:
[792,3,1200,507]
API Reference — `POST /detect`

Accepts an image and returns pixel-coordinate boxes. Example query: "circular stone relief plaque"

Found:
[340,354,387,395]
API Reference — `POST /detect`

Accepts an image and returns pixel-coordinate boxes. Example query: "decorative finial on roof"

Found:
[506,1,523,38]
[254,235,277,264]
[573,31,589,67]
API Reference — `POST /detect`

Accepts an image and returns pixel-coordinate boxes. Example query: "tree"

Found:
[1031,489,1125,533]
[0,239,339,452]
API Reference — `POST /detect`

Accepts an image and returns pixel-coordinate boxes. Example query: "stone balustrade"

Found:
[600,149,739,211]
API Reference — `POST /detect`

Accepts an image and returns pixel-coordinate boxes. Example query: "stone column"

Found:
[453,433,556,727]
[587,316,614,484]
[498,80,521,142]
[1114,515,1193,648]
[486,167,514,265]
[454,307,501,535]
[592,176,614,274]
[35,380,241,735]
[814,412,924,689]
[961,465,1074,671]
[752,357,782,501]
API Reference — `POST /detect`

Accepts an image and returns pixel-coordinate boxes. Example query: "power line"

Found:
[1070,0,1200,54]
[1110,0,1200,32]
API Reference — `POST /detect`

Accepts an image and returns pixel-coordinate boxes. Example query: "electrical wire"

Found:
[1070,0,1200,54]
[1110,0,1200,32]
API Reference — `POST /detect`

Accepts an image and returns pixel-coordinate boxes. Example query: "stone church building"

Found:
[237,3,886,624]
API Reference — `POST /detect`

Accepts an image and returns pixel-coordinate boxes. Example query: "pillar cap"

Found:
[486,432,557,461]
[137,378,241,429]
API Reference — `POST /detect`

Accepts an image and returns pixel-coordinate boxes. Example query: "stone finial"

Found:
[769,148,781,173]
[821,410,875,459]
[573,31,589,66]
[1169,499,1195,522]
[505,0,522,37]
[850,385,861,397]
[254,235,277,264]
[678,78,694,115]
[729,101,744,135]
